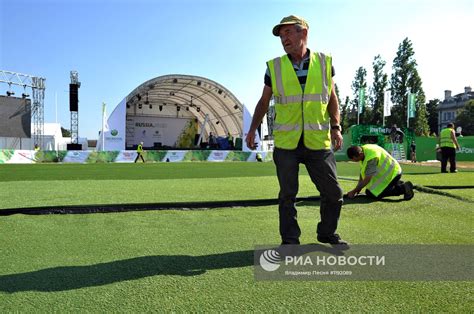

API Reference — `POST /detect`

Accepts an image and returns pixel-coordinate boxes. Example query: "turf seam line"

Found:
[422,185,474,190]
[1,185,471,216]
[0,197,322,216]
[414,185,473,203]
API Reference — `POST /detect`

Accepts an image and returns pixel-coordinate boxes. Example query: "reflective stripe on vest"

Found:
[440,128,455,148]
[268,52,332,150]
[273,123,331,132]
[360,144,401,197]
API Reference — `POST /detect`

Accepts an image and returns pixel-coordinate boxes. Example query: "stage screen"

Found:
[0,96,31,138]
[126,115,197,148]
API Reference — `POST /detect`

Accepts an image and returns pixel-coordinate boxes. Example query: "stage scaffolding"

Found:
[0,70,46,149]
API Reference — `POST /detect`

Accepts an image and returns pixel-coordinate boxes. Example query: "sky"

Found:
[1,0,472,139]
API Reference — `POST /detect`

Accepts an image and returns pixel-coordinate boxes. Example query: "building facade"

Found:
[438,86,474,133]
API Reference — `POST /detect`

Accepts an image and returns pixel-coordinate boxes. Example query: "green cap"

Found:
[272,15,309,36]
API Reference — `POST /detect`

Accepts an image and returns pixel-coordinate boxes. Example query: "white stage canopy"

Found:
[98,74,259,151]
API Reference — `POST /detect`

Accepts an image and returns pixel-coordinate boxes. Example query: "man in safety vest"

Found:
[346,145,414,200]
[438,123,460,173]
[134,142,145,163]
[245,15,346,246]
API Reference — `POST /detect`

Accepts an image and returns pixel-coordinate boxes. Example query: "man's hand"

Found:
[331,129,343,151]
[245,130,257,150]
[347,189,359,199]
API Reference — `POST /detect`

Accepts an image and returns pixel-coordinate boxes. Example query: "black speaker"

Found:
[70,84,78,111]
[67,143,82,150]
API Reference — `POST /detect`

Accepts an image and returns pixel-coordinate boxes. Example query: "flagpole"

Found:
[102,102,106,151]
[382,90,385,127]
[407,89,410,128]
[55,92,59,157]
[357,88,365,125]
[357,88,362,125]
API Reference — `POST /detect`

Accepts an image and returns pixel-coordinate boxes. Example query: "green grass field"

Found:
[1,162,473,312]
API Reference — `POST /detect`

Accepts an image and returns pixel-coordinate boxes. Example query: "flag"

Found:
[408,94,416,118]
[384,90,392,117]
[102,102,109,132]
[358,88,365,114]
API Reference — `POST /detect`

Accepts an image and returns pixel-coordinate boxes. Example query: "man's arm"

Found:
[328,80,343,151]
[245,85,273,150]
[347,175,373,198]
[451,129,460,150]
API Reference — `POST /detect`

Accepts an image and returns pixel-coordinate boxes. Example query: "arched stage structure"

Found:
[99,74,253,151]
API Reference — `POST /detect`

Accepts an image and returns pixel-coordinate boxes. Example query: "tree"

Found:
[426,98,440,135]
[455,100,474,135]
[390,37,429,135]
[340,96,350,132]
[350,66,368,125]
[334,83,347,132]
[411,72,429,136]
[369,55,388,125]
[61,127,71,137]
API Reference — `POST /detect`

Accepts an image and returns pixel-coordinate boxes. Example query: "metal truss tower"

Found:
[70,71,80,145]
[0,70,46,148]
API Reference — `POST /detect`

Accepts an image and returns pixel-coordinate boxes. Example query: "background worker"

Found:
[245,15,346,246]
[346,144,414,200]
[134,142,145,163]
[208,132,217,149]
[410,140,416,163]
[439,123,460,173]
[227,132,234,149]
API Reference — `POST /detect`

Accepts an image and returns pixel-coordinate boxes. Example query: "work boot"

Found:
[317,234,349,246]
[404,181,414,200]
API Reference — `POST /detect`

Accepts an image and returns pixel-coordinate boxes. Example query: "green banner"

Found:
[408,94,416,118]
[409,136,474,161]
[358,88,365,114]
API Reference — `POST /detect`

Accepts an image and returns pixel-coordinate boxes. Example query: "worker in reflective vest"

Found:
[245,15,346,246]
[346,144,414,200]
[134,142,145,163]
[439,123,460,173]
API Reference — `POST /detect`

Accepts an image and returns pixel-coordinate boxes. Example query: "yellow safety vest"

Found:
[360,144,401,197]
[440,128,455,148]
[267,52,332,150]
[137,144,143,153]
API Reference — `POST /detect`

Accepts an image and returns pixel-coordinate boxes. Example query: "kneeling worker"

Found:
[346,144,414,200]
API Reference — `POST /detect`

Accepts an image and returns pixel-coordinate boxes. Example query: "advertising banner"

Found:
[6,150,36,163]
[207,150,229,161]
[0,149,15,163]
[115,150,138,163]
[0,149,276,163]
[163,150,186,162]
[247,151,272,162]
[63,151,91,163]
